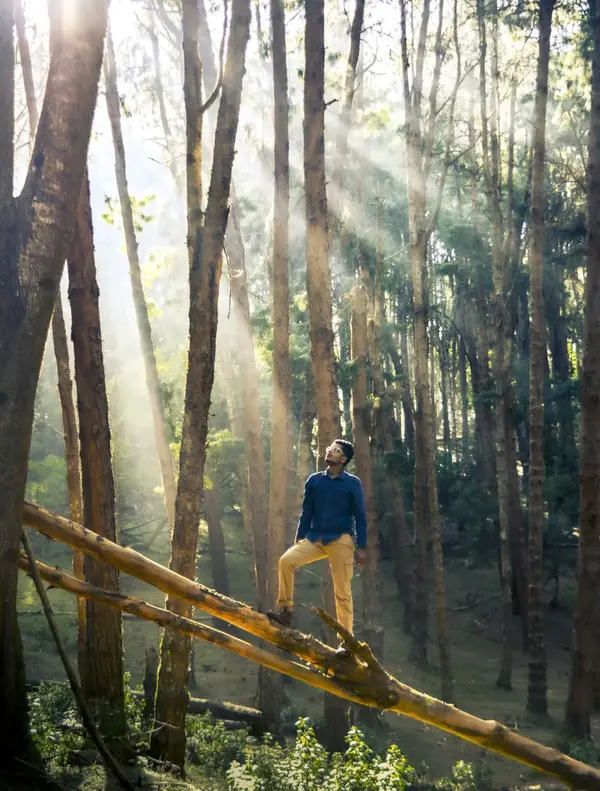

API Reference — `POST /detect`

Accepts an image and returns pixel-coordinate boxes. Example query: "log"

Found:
[21,501,600,791]
[130,691,262,724]
[23,501,334,668]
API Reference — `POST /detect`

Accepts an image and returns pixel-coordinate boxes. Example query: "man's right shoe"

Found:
[267,607,294,628]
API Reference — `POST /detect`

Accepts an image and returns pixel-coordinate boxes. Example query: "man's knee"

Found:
[279,551,296,573]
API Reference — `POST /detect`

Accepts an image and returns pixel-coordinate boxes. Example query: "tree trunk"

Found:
[293,364,316,543]
[477,0,516,692]
[505,389,528,636]
[67,173,125,733]
[304,0,349,750]
[565,0,600,740]
[103,30,177,532]
[218,345,253,555]
[51,295,86,675]
[351,286,384,657]
[0,0,110,768]
[204,488,230,596]
[527,0,553,715]
[14,0,87,682]
[267,0,291,609]
[400,0,454,701]
[150,0,250,765]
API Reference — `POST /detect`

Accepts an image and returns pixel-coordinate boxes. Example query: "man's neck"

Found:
[326,464,344,478]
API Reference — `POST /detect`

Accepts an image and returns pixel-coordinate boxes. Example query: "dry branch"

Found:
[21,500,600,790]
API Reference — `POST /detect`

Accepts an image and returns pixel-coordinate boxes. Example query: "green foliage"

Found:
[226,719,412,791]
[28,682,85,769]
[559,738,600,767]
[186,713,250,776]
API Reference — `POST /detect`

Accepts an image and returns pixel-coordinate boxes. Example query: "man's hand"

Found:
[355,548,366,569]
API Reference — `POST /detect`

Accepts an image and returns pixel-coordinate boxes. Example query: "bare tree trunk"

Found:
[218,345,253,555]
[15,0,87,680]
[293,364,316,543]
[477,0,517,691]
[304,0,349,749]
[400,0,454,702]
[150,0,250,765]
[351,286,384,657]
[0,0,110,768]
[267,0,290,609]
[565,0,600,740]
[527,0,553,715]
[67,173,125,734]
[204,487,230,596]
[103,30,177,532]
[51,296,86,675]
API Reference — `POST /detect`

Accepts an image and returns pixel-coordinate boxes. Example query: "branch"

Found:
[199,0,228,114]
[422,0,445,180]
[425,0,462,241]
[19,512,600,791]
[20,532,135,791]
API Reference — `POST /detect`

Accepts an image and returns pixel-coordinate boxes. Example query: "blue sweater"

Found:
[295,470,367,550]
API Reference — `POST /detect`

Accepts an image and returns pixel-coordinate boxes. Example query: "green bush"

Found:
[226,718,412,791]
[28,681,85,769]
[186,712,250,775]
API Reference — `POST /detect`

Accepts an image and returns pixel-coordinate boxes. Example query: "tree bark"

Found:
[14,0,87,682]
[103,29,177,532]
[293,363,316,543]
[267,0,291,608]
[51,295,86,673]
[204,487,230,596]
[399,0,454,702]
[150,0,250,765]
[21,504,600,791]
[304,0,349,749]
[67,173,125,733]
[527,0,553,716]
[0,0,110,768]
[351,285,384,657]
[565,0,600,740]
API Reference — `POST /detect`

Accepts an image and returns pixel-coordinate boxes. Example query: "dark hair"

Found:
[333,439,354,467]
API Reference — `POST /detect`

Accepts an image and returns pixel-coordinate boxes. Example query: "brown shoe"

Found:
[335,643,352,659]
[267,607,294,628]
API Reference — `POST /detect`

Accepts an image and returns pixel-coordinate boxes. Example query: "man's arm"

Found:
[294,477,314,542]
[353,478,367,550]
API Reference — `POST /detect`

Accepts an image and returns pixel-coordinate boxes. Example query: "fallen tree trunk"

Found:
[21,500,600,791]
[25,680,262,726]
[131,692,261,725]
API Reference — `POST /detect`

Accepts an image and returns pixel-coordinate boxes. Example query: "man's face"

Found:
[325,443,346,465]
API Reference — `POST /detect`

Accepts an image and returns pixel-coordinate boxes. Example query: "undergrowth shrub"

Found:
[226,718,412,791]
[186,712,250,775]
[28,681,84,769]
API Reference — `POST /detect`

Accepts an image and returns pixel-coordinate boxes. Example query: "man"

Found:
[267,439,366,655]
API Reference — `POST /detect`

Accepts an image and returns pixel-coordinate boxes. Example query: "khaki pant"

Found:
[277,534,355,634]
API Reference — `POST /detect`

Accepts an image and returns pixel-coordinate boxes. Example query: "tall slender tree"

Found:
[103,30,177,532]
[351,285,384,656]
[399,0,458,702]
[565,0,600,740]
[15,0,86,674]
[67,172,125,732]
[151,0,251,766]
[0,0,111,768]
[304,0,348,749]
[527,0,554,716]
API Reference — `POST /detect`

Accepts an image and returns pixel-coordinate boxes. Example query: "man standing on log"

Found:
[267,440,366,655]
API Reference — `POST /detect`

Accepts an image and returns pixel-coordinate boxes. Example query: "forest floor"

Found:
[18,518,600,790]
